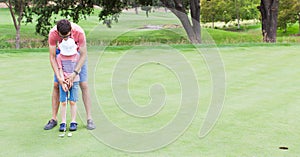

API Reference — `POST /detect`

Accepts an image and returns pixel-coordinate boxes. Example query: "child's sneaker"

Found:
[59,123,66,132]
[69,122,77,131]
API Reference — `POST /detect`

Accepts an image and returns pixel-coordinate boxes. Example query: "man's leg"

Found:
[80,82,96,130]
[80,82,92,120]
[44,82,59,130]
[51,82,60,120]
[79,60,96,130]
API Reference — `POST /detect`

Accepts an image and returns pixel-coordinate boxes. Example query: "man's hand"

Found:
[65,72,76,89]
[58,77,65,86]
[58,77,68,92]
[63,83,69,92]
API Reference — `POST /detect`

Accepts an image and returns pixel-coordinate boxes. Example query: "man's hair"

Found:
[57,19,71,35]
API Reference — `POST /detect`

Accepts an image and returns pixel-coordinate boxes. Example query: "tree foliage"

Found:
[2,0,294,48]
[96,0,126,27]
[200,0,260,27]
[278,0,299,32]
[28,0,94,39]
[23,0,282,44]
[240,0,260,20]
[26,0,202,43]
[200,0,231,27]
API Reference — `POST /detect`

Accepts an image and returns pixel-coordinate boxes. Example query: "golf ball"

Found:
[67,132,72,137]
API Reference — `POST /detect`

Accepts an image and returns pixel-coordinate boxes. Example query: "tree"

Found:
[233,0,260,29]
[239,0,260,20]
[3,0,31,49]
[278,0,298,33]
[28,0,201,44]
[257,0,279,42]
[234,0,241,29]
[200,0,260,29]
[98,0,202,43]
[30,0,94,40]
[95,0,127,28]
[200,0,220,28]
[126,0,140,14]
[141,5,152,17]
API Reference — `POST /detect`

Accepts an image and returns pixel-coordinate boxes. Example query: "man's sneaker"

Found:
[87,119,96,130]
[69,122,78,131]
[44,119,57,130]
[59,123,67,132]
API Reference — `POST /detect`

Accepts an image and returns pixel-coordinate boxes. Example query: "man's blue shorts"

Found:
[59,82,79,102]
[54,49,88,83]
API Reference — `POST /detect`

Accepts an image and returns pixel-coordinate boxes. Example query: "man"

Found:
[44,19,96,130]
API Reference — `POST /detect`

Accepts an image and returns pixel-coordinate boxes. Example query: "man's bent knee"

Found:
[54,82,59,89]
[80,82,89,90]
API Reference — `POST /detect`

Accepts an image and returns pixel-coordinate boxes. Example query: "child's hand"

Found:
[64,79,72,89]
[65,75,74,89]
[62,83,69,92]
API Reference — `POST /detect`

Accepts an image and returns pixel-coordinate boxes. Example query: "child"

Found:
[56,38,80,132]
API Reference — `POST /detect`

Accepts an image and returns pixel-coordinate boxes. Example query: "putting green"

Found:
[0,45,299,156]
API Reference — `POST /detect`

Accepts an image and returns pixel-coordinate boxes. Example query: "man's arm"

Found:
[59,68,69,92]
[49,45,65,85]
[66,45,87,85]
[67,30,87,84]
[75,45,87,72]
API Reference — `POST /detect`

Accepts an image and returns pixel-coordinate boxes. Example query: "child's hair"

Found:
[57,19,71,35]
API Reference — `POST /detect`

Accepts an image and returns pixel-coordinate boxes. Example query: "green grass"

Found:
[276,23,300,43]
[221,23,261,32]
[205,28,262,44]
[110,29,189,45]
[1,45,300,156]
[82,10,181,45]
[1,5,300,156]
[277,23,300,36]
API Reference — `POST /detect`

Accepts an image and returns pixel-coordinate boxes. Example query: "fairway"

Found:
[0,45,300,156]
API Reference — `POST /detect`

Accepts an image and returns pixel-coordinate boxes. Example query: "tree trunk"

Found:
[16,26,21,49]
[190,0,201,43]
[258,0,279,42]
[173,10,199,43]
[161,0,201,44]
[284,24,287,33]
[236,0,241,29]
[6,0,23,49]
[135,7,138,14]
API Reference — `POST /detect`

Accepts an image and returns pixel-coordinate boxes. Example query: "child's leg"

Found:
[69,82,79,123]
[59,84,68,123]
[70,101,77,123]
[60,102,67,123]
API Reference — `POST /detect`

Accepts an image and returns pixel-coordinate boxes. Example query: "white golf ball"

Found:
[67,132,72,137]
